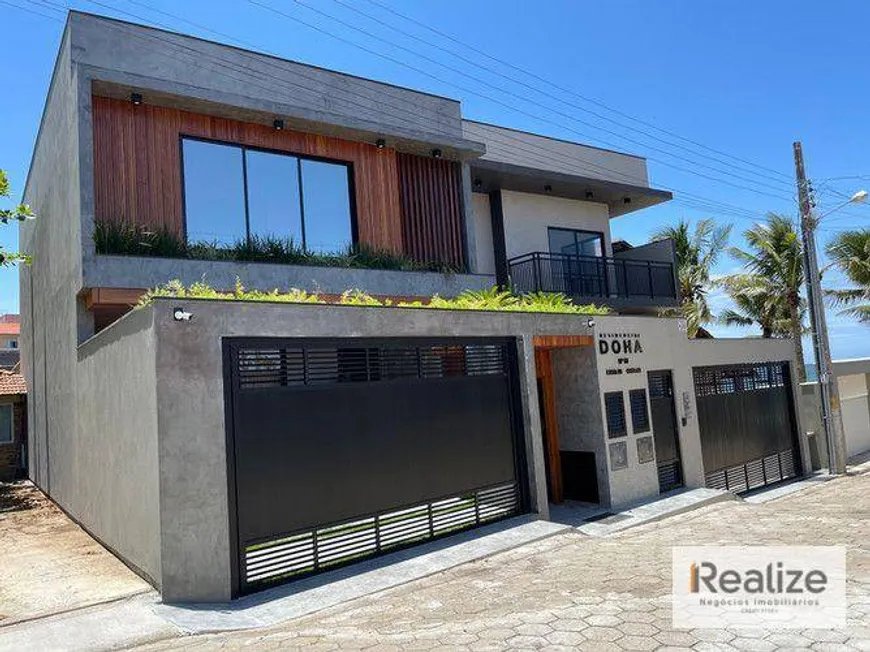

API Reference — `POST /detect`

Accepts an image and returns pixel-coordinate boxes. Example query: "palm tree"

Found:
[728,214,806,381]
[825,229,870,323]
[718,273,794,338]
[652,219,732,338]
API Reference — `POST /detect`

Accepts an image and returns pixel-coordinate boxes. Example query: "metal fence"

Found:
[507,252,676,300]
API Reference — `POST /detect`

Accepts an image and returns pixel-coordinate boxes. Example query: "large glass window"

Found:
[301,160,353,254]
[548,227,604,258]
[0,404,12,444]
[183,140,246,246]
[182,138,354,253]
[246,150,303,246]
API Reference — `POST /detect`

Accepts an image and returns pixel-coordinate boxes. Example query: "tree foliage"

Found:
[651,218,732,338]
[0,169,35,267]
[724,213,806,380]
[825,229,870,324]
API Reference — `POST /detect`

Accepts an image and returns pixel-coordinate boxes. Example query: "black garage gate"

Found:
[224,337,526,595]
[693,361,801,493]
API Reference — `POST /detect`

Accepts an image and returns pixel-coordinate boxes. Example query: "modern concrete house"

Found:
[20,12,808,602]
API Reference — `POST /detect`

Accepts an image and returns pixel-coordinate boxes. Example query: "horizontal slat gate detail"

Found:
[243,483,519,587]
[227,338,524,594]
[694,361,800,495]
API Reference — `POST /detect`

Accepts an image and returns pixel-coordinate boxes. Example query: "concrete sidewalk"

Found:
[0,516,567,651]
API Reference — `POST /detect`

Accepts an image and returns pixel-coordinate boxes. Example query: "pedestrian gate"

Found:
[693,361,800,493]
[224,337,525,595]
[648,370,683,493]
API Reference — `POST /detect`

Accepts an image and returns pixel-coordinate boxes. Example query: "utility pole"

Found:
[793,141,847,474]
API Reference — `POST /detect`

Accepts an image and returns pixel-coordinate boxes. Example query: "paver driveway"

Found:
[137,467,870,651]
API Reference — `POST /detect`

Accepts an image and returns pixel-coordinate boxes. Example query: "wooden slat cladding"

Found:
[396,153,465,269]
[91,95,403,252]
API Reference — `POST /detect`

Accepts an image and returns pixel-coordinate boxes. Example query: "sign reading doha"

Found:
[598,332,644,376]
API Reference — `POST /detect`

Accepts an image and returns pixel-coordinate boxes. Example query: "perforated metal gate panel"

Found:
[693,362,800,493]
[225,338,525,595]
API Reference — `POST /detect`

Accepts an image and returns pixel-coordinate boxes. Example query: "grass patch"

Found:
[139,280,609,316]
[94,220,461,273]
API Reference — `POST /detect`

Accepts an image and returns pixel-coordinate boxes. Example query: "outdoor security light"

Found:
[375,138,386,149]
[173,307,193,322]
[431,149,442,159]
[130,92,142,105]
[273,119,284,131]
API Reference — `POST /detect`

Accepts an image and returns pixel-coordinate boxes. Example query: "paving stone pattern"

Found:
[139,467,870,651]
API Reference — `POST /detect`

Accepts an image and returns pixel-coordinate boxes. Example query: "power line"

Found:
[330,0,796,192]
[17,0,787,226]
[358,0,795,183]
[266,0,796,203]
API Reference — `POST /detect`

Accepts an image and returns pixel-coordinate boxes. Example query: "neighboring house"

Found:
[800,358,870,465]
[0,366,27,481]
[0,315,21,370]
[20,12,808,602]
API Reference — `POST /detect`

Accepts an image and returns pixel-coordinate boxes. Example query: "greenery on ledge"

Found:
[140,280,609,315]
[94,221,462,273]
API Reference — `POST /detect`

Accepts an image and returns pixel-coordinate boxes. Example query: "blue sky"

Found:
[2,0,870,360]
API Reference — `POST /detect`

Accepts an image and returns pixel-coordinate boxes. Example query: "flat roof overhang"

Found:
[469,159,673,217]
[90,80,487,162]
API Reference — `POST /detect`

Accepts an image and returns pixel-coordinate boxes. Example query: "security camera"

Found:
[173,307,193,322]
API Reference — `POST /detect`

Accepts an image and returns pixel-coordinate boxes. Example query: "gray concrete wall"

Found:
[462,120,649,187]
[148,299,600,601]
[85,255,495,299]
[75,308,161,585]
[551,347,610,505]
[68,13,473,149]
[20,25,85,496]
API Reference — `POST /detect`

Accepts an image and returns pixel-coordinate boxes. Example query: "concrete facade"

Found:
[58,299,805,601]
[18,10,808,605]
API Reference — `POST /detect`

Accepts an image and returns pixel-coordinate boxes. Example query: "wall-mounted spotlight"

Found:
[431,148,442,159]
[173,307,193,322]
[375,138,386,149]
[273,119,284,131]
[623,197,632,204]
[586,318,596,329]
[130,92,142,106]
[585,191,594,200]
[544,184,552,193]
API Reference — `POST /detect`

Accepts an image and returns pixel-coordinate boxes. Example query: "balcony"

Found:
[507,252,678,309]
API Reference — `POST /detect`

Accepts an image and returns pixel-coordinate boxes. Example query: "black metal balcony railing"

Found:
[507,252,677,302]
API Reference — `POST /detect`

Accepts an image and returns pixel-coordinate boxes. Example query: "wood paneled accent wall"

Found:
[91,95,404,252]
[396,152,466,269]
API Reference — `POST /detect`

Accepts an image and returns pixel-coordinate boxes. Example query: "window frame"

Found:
[629,388,651,434]
[179,135,359,252]
[0,403,13,445]
[604,391,627,439]
[547,227,606,259]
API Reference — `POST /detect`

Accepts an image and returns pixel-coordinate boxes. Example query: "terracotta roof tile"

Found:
[0,371,26,396]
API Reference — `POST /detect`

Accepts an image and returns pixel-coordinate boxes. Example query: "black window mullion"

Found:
[241,148,251,244]
[296,158,307,250]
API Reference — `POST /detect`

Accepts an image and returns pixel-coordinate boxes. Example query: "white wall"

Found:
[471,193,496,276]
[838,373,870,458]
[500,190,612,261]
[587,316,805,508]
